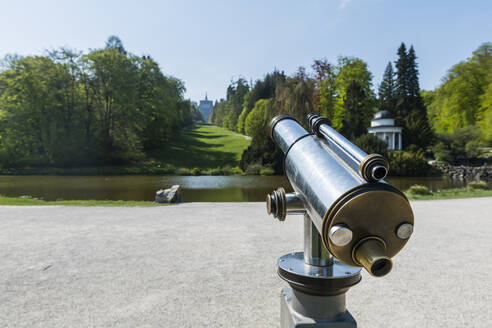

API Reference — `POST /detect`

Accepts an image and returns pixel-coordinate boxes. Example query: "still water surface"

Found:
[0,175,472,202]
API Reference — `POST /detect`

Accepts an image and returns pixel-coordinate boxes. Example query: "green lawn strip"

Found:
[0,197,167,206]
[405,188,492,201]
[149,124,251,169]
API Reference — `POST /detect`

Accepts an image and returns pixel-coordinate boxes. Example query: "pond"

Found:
[0,175,478,202]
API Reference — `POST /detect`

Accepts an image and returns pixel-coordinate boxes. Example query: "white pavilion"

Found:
[367,110,402,150]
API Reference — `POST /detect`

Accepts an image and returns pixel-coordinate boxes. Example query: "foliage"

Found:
[427,42,492,145]
[175,167,193,175]
[236,71,285,133]
[388,150,438,176]
[0,38,193,167]
[353,134,388,157]
[244,163,264,175]
[341,81,368,139]
[190,167,202,176]
[312,59,336,120]
[431,126,483,163]
[407,185,432,195]
[378,62,396,114]
[394,43,433,149]
[211,78,249,131]
[467,180,488,190]
[260,167,275,175]
[331,56,375,131]
[245,99,271,137]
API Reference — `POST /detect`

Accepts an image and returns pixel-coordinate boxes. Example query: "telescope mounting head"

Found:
[266,114,414,279]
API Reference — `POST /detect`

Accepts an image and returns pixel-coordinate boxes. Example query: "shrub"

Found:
[353,134,388,158]
[388,150,439,176]
[231,167,243,175]
[432,127,482,163]
[432,142,453,163]
[220,166,233,176]
[407,185,432,195]
[190,167,201,176]
[162,164,176,174]
[465,140,483,158]
[175,167,192,175]
[245,163,263,175]
[467,180,488,190]
[260,167,275,175]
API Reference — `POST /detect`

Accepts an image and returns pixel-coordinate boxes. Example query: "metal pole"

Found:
[303,214,333,267]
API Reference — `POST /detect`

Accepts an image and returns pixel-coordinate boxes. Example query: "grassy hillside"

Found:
[0,124,251,175]
[151,124,251,169]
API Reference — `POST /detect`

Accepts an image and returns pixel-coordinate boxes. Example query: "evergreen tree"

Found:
[105,35,126,54]
[394,42,409,121]
[407,46,421,100]
[394,43,433,149]
[378,62,396,114]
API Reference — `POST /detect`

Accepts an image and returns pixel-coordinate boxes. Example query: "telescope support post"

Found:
[304,214,333,266]
[280,288,356,328]
[279,213,359,328]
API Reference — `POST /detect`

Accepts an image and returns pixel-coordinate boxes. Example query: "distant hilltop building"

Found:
[198,93,213,122]
[367,110,402,150]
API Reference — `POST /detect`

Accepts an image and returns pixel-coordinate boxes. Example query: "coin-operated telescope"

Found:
[266,114,414,327]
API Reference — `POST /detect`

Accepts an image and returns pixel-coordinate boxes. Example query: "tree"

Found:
[427,42,492,145]
[237,70,285,133]
[394,43,432,149]
[341,81,367,139]
[378,62,396,114]
[394,42,409,121]
[0,37,193,168]
[332,56,375,131]
[312,59,336,121]
[215,78,249,131]
[105,35,126,54]
[244,99,270,137]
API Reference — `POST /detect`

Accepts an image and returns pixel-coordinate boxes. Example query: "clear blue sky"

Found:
[1,0,490,102]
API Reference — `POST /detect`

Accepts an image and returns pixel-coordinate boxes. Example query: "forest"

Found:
[0,38,490,175]
[211,42,492,175]
[0,36,200,168]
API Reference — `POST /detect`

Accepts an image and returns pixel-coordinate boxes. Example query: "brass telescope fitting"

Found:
[352,237,393,277]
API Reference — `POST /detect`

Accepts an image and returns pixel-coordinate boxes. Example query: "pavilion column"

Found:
[392,133,395,150]
[398,133,402,150]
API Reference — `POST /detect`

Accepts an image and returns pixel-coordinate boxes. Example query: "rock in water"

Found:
[155,185,182,203]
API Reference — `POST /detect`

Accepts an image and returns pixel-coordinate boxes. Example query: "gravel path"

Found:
[1,198,491,327]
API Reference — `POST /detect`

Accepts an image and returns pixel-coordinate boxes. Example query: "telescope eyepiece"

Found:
[371,165,388,181]
[352,237,393,277]
[371,258,393,277]
[359,154,389,182]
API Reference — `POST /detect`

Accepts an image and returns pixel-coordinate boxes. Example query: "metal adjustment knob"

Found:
[266,188,305,221]
[266,187,287,221]
[396,223,413,239]
[328,225,353,246]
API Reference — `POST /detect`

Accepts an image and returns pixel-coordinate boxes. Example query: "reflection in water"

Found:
[0,175,481,202]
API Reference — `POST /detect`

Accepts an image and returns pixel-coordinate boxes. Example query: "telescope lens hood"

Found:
[269,114,298,141]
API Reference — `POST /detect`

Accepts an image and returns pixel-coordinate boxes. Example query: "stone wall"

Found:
[431,162,491,181]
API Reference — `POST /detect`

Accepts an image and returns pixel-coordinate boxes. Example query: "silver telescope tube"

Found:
[268,114,414,277]
[307,114,389,183]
